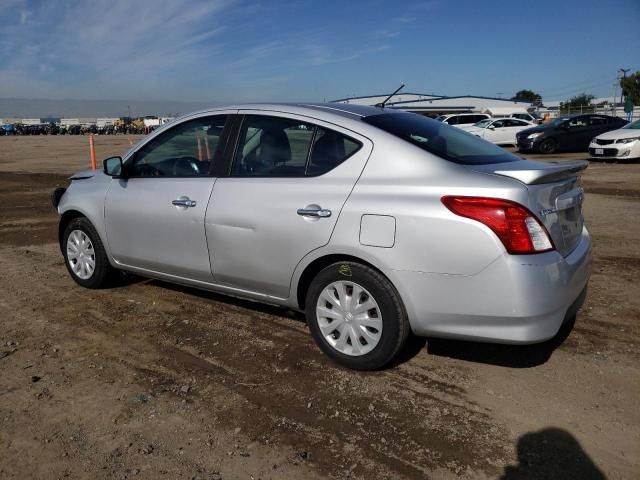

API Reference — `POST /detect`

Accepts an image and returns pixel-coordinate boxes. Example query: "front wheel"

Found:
[305,262,409,370]
[538,138,557,154]
[62,217,114,289]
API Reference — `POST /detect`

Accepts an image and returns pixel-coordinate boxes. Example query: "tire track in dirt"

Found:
[0,242,512,479]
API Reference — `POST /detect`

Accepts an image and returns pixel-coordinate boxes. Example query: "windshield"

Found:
[623,119,640,129]
[363,113,519,165]
[434,115,445,122]
[473,119,492,128]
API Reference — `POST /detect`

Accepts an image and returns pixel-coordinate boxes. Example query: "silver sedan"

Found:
[53,103,592,370]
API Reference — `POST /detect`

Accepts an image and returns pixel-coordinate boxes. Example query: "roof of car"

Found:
[185,102,393,121]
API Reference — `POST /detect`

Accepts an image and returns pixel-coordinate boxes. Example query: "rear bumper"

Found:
[393,227,592,344]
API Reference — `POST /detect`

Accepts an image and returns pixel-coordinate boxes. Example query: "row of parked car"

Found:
[436,112,639,161]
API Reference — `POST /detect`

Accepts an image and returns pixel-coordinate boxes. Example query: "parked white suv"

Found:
[435,113,491,128]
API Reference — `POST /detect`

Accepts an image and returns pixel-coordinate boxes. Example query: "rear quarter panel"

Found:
[328,137,529,277]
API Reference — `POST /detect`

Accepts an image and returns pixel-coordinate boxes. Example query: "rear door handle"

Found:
[172,197,197,208]
[297,207,331,218]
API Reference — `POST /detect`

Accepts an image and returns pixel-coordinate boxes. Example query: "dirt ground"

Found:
[0,135,639,480]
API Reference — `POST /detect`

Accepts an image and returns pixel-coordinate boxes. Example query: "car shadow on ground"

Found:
[500,427,606,479]
[425,316,577,368]
[138,279,430,369]
[146,279,308,321]
[122,277,576,370]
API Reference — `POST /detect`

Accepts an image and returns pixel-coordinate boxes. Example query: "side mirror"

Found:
[103,156,123,177]
[488,125,495,130]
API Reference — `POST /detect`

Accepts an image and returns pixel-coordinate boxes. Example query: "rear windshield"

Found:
[363,113,520,165]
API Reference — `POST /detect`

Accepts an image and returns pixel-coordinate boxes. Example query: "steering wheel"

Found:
[137,163,162,176]
[172,157,201,176]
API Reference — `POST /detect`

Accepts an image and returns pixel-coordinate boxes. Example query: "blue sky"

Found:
[1,0,638,103]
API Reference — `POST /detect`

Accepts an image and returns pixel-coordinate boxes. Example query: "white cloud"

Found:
[0,0,234,99]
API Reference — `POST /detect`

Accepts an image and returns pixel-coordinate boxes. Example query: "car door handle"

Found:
[297,207,331,218]
[172,198,197,208]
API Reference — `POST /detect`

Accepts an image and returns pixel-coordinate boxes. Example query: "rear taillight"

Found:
[441,196,554,254]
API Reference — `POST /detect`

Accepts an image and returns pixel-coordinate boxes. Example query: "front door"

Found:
[560,116,592,150]
[105,114,229,282]
[206,112,372,298]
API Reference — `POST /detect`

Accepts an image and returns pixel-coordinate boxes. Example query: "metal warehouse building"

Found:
[333,93,532,117]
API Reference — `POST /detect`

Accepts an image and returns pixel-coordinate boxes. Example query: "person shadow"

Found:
[501,428,606,480]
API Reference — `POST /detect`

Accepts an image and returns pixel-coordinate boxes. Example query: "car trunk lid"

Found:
[467,159,588,257]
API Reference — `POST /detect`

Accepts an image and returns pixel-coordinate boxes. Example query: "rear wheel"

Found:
[62,217,114,289]
[538,138,557,154]
[305,262,409,370]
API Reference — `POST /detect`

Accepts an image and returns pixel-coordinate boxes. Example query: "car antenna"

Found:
[376,83,405,108]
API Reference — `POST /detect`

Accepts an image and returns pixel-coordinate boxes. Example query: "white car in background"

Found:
[463,118,535,146]
[589,119,640,161]
[434,113,490,128]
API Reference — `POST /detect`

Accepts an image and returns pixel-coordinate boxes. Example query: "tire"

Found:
[305,261,409,370]
[538,138,557,154]
[62,217,114,289]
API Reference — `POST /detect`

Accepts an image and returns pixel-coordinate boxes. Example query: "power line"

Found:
[536,73,616,95]
[542,80,616,100]
[539,79,615,97]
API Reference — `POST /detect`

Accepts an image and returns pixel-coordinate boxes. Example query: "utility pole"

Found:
[618,68,630,106]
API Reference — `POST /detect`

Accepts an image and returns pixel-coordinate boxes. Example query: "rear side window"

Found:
[231,115,361,177]
[307,127,361,176]
[363,112,520,165]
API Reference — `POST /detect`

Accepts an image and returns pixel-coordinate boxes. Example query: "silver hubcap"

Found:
[66,230,96,280]
[315,281,383,356]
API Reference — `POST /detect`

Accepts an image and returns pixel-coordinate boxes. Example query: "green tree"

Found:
[511,89,542,105]
[559,93,595,114]
[620,71,640,105]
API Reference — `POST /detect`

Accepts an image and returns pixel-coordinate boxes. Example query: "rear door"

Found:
[587,115,614,140]
[206,112,372,298]
[104,114,231,282]
[487,119,510,143]
[503,119,532,144]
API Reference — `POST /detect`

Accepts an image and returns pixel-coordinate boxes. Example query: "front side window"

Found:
[129,115,227,177]
[363,112,519,165]
[231,115,361,177]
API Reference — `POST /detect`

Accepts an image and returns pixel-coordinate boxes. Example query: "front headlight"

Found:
[527,132,544,139]
[616,137,640,144]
